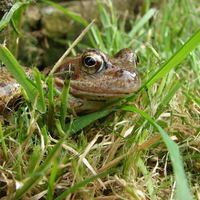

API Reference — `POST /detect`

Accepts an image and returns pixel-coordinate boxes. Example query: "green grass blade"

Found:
[0,44,43,111]
[122,106,193,200]
[144,29,200,89]
[138,158,156,200]
[182,91,200,106]
[90,24,106,50]
[10,18,24,37]
[54,169,115,200]
[46,160,58,200]
[154,80,182,119]
[60,74,71,129]
[0,1,29,31]
[0,122,8,160]
[64,108,116,136]
[26,145,42,175]
[47,74,55,132]
[128,8,157,37]
[33,68,46,113]
[14,140,63,199]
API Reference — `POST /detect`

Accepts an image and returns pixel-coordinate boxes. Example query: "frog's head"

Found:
[54,48,141,101]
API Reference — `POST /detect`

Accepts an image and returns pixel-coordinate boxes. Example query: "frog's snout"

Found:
[114,69,138,82]
[114,69,124,78]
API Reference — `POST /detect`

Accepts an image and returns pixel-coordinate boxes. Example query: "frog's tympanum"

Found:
[0,48,141,114]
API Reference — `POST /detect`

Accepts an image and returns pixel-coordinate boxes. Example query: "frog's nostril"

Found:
[115,69,124,78]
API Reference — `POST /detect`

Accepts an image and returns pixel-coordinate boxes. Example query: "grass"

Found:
[0,0,200,199]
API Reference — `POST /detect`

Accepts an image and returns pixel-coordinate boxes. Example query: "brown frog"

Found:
[0,48,141,114]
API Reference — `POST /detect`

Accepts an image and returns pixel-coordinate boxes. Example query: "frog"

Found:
[0,48,141,115]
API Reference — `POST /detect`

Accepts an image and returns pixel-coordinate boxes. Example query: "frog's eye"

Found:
[81,52,104,74]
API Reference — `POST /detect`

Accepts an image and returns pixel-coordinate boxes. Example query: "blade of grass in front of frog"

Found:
[32,68,46,113]
[121,106,193,200]
[54,169,115,200]
[64,108,117,137]
[60,73,71,129]
[0,44,43,111]
[101,92,138,111]
[14,139,63,200]
[0,122,8,160]
[125,29,200,104]
[46,74,55,133]
[10,18,24,37]
[0,1,29,31]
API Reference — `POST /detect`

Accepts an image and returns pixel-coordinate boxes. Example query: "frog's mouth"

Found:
[70,88,130,102]
[54,70,141,99]
[70,86,131,97]
[69,84,141,101]
[69,70,141,98]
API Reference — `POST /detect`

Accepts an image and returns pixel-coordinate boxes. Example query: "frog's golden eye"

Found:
[81,51,104,74]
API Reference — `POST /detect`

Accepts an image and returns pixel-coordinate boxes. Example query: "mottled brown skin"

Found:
[0,67,33,114]
[0,48,141,114]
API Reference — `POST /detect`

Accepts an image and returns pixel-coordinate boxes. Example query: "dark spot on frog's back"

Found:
[0,82,6,87]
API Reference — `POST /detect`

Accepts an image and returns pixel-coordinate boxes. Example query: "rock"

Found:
[26,5,41,29]
[41,5,71,38]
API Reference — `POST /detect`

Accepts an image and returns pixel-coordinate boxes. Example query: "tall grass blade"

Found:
[46,160,58,200]
[144,29,200,89]
[33,68,46,113]
[138,158,156,200]
[60,74,71,129]
[122,106,193,200]
[0,122,8,160]
[128,8,157,37]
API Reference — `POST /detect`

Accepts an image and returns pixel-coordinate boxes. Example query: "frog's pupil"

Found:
[85,57,96,67]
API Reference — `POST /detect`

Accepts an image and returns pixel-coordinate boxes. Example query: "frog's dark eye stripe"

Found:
[81,51,105,74]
